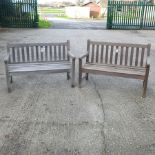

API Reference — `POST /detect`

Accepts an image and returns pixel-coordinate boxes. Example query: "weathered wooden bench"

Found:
[79,40,151,97]
[4,41,75,92]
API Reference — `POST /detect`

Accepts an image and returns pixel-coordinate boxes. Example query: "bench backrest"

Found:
[7,41,70,64]
[86,40,151,67]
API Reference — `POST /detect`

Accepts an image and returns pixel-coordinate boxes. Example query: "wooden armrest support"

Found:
[68,52,75,59]
[146,57,150,66]
[79,52,89,59]
[4,55,9,64]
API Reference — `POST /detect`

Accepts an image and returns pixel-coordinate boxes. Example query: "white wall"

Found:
[65,7,90,19]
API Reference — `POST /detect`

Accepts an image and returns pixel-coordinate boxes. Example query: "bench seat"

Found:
[8,62,71,73]
[82,63,146,80]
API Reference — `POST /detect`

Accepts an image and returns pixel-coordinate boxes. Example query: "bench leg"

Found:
[6,73,11,93]
[10,75,13,83]
[67,72,70,80]
[142,66,150,98]
[79,59,82,88]
[86,73,89,80]
[143,79,148,98]
[71,58,75,88]
[5,62,11,93]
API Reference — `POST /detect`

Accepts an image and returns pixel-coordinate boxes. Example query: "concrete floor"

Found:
[0,29,155,155]
[41,14,106,29]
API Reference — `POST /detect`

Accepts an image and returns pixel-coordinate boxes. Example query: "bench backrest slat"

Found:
[87,40,150,67]
[7,41,70,64]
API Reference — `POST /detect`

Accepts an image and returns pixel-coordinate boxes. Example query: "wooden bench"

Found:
[4,41,75,92]
[79,40,151,97]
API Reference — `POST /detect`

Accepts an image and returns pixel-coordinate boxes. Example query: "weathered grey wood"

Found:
[79,40,151,97]
[100,45,104,63]
[115,47,118,65]
[120,46,124,65]
[91,44,95,63]
[130,47,134,66]
[140,48,145,67]
[135,47,139,66]
[79,59,82,88]
[4,60,11,92]
[105,45,109,64]
[125,47,128,66]
[110,45,114,64]
[5,41,75,92]
[71,58,75,87]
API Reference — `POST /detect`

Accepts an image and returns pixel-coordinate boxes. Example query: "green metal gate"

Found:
[0,0,38,28]
[107,1,155,29]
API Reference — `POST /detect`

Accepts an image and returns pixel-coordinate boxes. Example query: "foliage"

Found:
[38,18,51,28]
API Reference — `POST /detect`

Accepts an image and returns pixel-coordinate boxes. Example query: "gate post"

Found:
[107,0,113,29]
[140,2,146,29]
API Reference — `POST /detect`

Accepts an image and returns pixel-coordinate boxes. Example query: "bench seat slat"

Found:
[8,62,71,73]
[82,63,145,77]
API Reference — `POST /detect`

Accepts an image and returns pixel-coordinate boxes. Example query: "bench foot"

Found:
[8,87,11,93]
[6,74,12,93]
[67,72,70,80]
[142,81,148,98]
[71,84,75,88]
[86,73,89,80]
[10,75,13,83]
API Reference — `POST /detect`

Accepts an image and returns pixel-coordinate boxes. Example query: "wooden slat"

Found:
[125,47,129,66]
[135,47,139,66]
[31,46,35,62]
[100,45,104,63]
[8,42,68,48]
[140,48,145,66]
[8,62,71,73]
[130,47,134,66]
[45,46,48,61]
[89,41,150,48]
[54,45,57,61]
[115,46,119,65]
[110,45,114,64]
[35,46,39,61]
[120,46,123,65]
[26,46,30,62]
[16,48,20,63]
[96,44,99,63]
[58,45,61,61]
[91,44,95,63]
[82,63,145,77]
[12,47,15,63]
[50,45,53,61]
[63,45,66,60]
[105,45,109,64]
[21,47,25,62]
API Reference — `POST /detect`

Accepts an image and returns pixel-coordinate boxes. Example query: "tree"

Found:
[77,0,84,6]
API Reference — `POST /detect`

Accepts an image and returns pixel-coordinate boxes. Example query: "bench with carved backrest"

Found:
[79,40,151,97]
[4,41,75,92]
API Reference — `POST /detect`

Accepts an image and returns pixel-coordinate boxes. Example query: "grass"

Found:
[38,7,65,14]
[38,18,52,28]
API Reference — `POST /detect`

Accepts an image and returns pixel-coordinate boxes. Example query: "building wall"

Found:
[65,7,90,19]
[84,3,101,18]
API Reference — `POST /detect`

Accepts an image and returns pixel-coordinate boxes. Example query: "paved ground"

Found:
[0,29,155,155]
[41,14,106,29]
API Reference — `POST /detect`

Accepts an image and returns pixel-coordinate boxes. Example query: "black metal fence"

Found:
[107,1,155,29]
[0,0,38,28]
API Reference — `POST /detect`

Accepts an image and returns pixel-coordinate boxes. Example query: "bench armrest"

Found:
[79,52,89,59]
[68,52,75,59]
